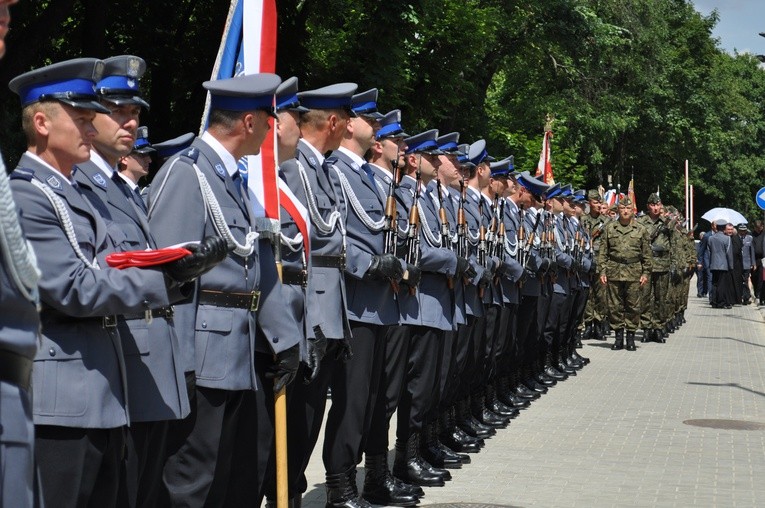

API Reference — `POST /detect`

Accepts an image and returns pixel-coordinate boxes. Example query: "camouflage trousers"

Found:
[606,280,643,331]
[640,271,670,329]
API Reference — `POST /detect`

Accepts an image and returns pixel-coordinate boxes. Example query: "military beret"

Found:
[97,55,150,109]
[404,129,442,155]
[376,109,408,139]
[204,73,281,117]
[587,189,602,201]
[646,193,661,204]
[275,76,309,113]
[132,126,155,154]
[9,58,111,113]
[351,88,383,120]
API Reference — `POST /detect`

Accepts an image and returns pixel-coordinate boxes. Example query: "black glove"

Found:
[367,253,404,280]
[266,344,300,392]
[479,269,493,288]
[165,236,228,283]
[401,263,422,287]
[455,256,470,278]
[335,338,353,362]
[303,331,327,384]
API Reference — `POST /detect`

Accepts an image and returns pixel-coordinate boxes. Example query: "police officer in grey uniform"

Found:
[73,55,191,507]
[8,58,223,507]
[275,83,360,505]
[147,73,302,506]
[0,2,41,504]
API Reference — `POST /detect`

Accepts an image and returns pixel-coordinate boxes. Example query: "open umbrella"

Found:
[700,207,747,225]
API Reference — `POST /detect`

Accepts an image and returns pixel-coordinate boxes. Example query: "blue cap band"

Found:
[134,138,151,148]
[406,139,439,154]
[97,75,139,92]
[438,141,459,151]
[299,96,352,110]
[210,94,274,112]
[377,123,405,139]
[352,100,377,113]
[276,92,299,110]
[21,78,97,106]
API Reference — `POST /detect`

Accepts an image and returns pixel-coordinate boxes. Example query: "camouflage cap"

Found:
[586,189,602,201]
[618,197,633,208]
[646,193,661,204]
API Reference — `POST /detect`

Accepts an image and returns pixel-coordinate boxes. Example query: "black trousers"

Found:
[36,425,126,508]
[567,287,589,346]
[123,420,170,508]
[437,330,458,411]
[544,292,572,353]
[453,317,477,402]
[495,304,518,378]
[160,353,274,508]
[516,295,539,373]
[396,326,443,441]
[364,325,411,455]
[471,305,500,392]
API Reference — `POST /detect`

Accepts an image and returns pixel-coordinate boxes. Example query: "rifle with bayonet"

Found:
[383,152,400,292]
[436,178,454,289]
[404,164,422,295]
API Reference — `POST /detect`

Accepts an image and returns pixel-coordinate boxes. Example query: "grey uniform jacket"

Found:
[707,231,733,271]
[741,233,755,269]
[552,215,575,295]
[497,198,525,305]
[75,160,190,422]
[467,189,502,306]
[519,208,546,298]
[458,187,487,317]
[1,151,39,507]
[395,175,456,331]
[279,139,350,340]
[10,154,180,428]
[147,138,301,391]
[426,181,466,326]
[331,151,399,326]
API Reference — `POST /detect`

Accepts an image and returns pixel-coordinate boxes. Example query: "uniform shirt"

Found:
[637,214,672,272]
[597,219,652,281]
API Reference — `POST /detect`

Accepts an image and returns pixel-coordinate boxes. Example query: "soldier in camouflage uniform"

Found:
[664,205,684,335]
[580,189,610,340]
[637,193,672,343]
[598,198,652,351]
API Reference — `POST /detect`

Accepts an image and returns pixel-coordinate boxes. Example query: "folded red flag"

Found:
[106,247,192,269]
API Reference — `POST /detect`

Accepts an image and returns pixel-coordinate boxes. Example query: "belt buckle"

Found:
[300,269,308,288]
[340,252,346,270]
[250,291,261,312]
[165,306,174,319]
[103,315,117,328]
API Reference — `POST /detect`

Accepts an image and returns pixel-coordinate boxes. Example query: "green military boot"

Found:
[611,329,624,350]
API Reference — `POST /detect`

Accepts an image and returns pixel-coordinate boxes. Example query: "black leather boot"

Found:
[583,323,593,341]
[362,454,419,507]
[456,398,495,438]
[654,328,666,343]
[571,349,590,365]
[592,320,605,340]
[641,329,650,343]
[421,421,462,469]
[626,331,636,351]
[555,350,576,376]
[522,376,549,394]
[471,393,509,428]
[486,385,520,417]
[499,376,532,407]
[326,467,370,508]
[543,356,568,381]
[533,360,557,386]
[575,330,583,348]
[437,410,474,461]
[392,433,445,487]
[440,406,483,452]
[612,329,624,350]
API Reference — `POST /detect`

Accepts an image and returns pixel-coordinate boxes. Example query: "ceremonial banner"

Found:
[628,177,637,212]
[536,130,555,185]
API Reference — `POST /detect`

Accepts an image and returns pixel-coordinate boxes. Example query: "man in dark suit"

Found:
[708,220,735,308]
[729,223,744,304]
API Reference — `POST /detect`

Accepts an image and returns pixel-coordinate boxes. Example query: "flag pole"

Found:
[690,184,694,231]
[684,160,689,226]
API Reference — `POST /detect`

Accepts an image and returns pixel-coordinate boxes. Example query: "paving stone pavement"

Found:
[292,288,765,507]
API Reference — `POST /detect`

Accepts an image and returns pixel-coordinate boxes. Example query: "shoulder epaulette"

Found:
[10,167,34,182]
[178,146,200,164]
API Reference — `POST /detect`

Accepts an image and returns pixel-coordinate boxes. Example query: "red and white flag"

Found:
[536,130,554,185]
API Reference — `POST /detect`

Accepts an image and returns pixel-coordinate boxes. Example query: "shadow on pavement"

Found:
[696,336,765,348]
[687,381,765,398]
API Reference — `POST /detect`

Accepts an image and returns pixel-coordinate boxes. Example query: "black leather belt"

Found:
[282,268,307,287]
[198,290,260,311]
[611,256,640,264]
[123,306,175,321]
[0,349,33,391]
[42,313,119,328]
[312,254,345,269]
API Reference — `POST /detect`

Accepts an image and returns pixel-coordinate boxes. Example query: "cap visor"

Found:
[60,99,112,114]
[133,146,156,154]
[102,95,151,110]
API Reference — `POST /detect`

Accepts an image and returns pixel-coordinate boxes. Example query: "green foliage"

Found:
[2,0,765,224]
